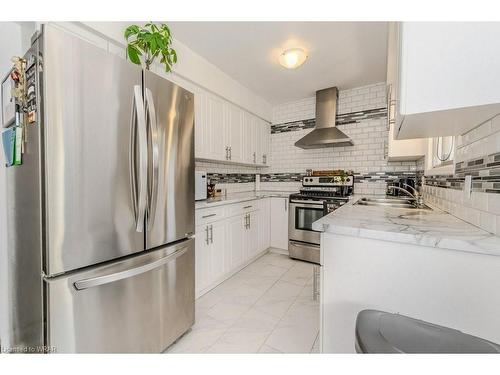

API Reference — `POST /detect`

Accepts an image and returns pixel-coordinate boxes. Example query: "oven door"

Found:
[288,200,325,245]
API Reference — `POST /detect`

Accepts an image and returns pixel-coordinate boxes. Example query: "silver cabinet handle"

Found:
[285,199,288,212]
[145,88,159,231]
[386,84,392,131]
[225,146,229,160]
[384,139,388,159]
[205,225,210,245]
[387,83,396,128]
[243,205,253,209]
[202,213,216,219]
[74,246,188,290]
[229,146,232,160]
[253,152,256,163]
[130,85,148,233]
[209,224,213,244]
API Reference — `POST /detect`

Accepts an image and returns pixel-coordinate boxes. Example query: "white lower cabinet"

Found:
[209,220,227,281]
[246,211,260,259]
[270,197,289,250]
[226,214,246,270]
[195,223,212,293]
[195,199,274,298]
[258,198,271,252]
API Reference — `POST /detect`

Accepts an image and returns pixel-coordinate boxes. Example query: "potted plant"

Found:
[124,22,177,71]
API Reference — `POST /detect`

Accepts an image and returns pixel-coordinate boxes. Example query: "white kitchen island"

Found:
[313,198,500,353]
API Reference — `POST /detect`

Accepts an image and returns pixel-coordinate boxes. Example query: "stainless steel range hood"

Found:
[295,87,353,149]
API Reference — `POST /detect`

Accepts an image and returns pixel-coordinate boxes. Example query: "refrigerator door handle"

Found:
[145,88,159,231]
[131,85,148,232]
[129,90,138,222]
[73,245,189,290]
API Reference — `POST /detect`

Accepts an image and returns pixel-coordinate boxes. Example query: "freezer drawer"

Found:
[45,238,194,353]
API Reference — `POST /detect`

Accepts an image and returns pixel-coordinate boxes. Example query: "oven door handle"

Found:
[290,201,325,208]
[289,241,320,250]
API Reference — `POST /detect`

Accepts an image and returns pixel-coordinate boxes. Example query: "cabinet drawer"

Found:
[195,206,226,225]
[225,199,259,217]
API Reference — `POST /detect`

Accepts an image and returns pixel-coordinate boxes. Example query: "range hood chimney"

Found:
[295,87,353,149]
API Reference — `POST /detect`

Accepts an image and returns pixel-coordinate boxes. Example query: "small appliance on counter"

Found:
[195,171,207,201]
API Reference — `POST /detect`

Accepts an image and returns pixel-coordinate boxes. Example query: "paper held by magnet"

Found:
[2,127,15,166]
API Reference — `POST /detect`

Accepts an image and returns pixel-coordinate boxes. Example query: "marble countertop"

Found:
[195,190,295,209]
[313,195,500,256]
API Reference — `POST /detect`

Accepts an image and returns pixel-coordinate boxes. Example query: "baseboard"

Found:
[268,247,289,256]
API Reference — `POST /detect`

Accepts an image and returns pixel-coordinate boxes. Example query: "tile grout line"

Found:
[204,253,295,353]
[255,267,315,353]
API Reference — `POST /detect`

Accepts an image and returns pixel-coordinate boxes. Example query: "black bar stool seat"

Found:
[355,309,500,353]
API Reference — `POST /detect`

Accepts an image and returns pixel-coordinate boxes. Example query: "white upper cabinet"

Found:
[195,88,270,167]
[385,22,427,161]
[391,22,500,140]
[206,94,226,160]
[241,111,256,165]
[195,90,225,160]
[259,119,270,165]
[223,102,243,163]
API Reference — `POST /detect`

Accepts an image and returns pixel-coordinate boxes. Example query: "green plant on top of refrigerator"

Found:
[124,22,177,72]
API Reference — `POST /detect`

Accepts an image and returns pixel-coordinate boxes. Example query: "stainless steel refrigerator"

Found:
[3,24,195,353]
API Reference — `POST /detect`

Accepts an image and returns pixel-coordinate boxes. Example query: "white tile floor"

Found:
[166,250,320,353]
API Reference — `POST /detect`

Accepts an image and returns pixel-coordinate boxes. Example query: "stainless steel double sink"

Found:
[354,197,431,210]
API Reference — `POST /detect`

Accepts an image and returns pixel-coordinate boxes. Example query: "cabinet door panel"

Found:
[251,116,260,165]
[258,198,271,252]
[260,120,270,165]
[226,215,246,269]
[224,103,243,163]
[195,225,211,294]
[270,197,289,250]
[246,211,260,258]
[241,113,253,164]
[209,221,226,283]
[207,95,225,160]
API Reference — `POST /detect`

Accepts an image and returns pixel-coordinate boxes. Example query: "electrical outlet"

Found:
[464,175,472,199]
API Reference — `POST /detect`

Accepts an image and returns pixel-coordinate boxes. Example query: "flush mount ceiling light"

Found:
[279,48,308,69]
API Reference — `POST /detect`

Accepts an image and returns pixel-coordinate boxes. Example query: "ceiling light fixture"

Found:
[279,48,308,69]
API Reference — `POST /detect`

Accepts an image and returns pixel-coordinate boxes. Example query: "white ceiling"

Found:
[168,22,388,105]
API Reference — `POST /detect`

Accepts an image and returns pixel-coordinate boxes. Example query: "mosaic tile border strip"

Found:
[271,107,388,134]
[209,171,422,184]
[260,173,305,182]
[207,173,255,184]
[425,175,500,194]
[353,171,422,183]
[425,151,500,194]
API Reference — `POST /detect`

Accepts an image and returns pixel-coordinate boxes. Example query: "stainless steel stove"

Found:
[288,174,354,265]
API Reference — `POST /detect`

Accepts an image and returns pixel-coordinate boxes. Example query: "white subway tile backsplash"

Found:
[203,82,417,196]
